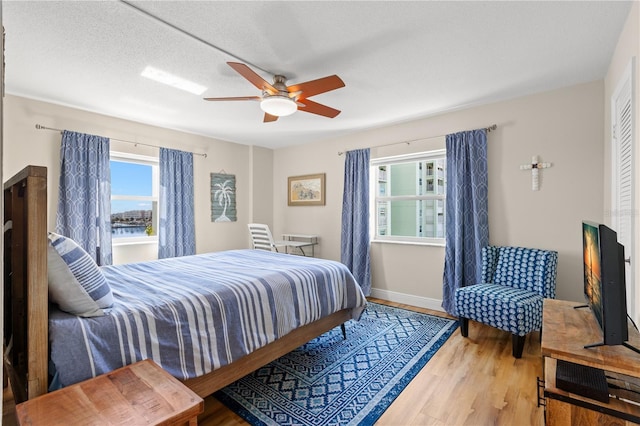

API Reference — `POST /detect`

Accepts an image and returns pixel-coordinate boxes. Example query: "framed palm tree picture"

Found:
[211,173,237,222]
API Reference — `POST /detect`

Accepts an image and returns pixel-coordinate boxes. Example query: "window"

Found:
[372,149,446,244]
[110,152,159,243]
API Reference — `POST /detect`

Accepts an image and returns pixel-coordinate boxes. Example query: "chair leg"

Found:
[512,334,526,358]
[460,318,469,337]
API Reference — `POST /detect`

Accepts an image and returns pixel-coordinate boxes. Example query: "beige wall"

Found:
[274,81,605,310]
[3,95,256,262]
[604,0,639,325]
[1,79,612,312]
[248,145,274,233]
[4,79,609,312]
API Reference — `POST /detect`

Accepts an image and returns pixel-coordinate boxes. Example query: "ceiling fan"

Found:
[204,62,345,122]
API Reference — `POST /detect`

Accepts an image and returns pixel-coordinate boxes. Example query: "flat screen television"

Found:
[581,221,634,351]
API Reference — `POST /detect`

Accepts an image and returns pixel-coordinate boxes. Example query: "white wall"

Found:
[3,95,257,262]
[604,0,639,326]
[274,81,605,310]
[0,1,4,406]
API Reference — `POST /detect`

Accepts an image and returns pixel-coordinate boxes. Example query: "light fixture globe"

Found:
[260,95,297,117]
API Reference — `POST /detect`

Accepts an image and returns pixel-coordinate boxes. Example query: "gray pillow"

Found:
[47,232,114,317]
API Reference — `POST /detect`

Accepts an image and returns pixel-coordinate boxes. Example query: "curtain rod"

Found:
[337,124,497,156]
[35,124,208,158]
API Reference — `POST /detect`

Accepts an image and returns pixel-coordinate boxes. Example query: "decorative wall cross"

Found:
[519,155,552,191]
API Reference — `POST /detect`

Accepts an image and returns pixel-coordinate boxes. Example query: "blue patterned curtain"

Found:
[341,148,371,295]
[56,130,112,265]
[442,129,489,314]
[158,147,195,259]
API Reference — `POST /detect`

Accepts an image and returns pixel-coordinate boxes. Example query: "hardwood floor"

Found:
[3,298,545,425]
[371,300,544,426]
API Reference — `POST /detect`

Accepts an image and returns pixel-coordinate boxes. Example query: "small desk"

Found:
[16,359,204,426]
[279,234,318,257]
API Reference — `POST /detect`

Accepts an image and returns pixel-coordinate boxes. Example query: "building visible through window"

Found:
[372,149,446,244]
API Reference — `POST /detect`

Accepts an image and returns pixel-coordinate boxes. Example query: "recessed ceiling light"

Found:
[141,66,207,95]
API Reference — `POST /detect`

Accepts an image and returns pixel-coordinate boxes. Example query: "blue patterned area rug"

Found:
[214,302,458,426]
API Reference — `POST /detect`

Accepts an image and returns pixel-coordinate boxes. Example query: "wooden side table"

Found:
[541,299,640,425]
[16,359,204,425]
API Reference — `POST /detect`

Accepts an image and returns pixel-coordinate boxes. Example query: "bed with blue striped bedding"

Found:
[48,249,367,388]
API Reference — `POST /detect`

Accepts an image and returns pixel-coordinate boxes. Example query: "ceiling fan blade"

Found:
[263,113,279,123]
[297,99,341,118]
[287,75,345,99]
[227,62,277,94]
[203,96,261,101]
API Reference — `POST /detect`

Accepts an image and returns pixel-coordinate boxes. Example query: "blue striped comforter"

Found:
[49,249,366,388]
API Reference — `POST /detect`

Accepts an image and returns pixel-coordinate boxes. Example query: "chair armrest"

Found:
[536,250,558,299]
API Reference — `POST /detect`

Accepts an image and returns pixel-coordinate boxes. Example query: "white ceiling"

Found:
[2,1,632,150]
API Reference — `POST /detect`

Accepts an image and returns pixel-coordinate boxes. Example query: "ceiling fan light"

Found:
[260,95,297,117]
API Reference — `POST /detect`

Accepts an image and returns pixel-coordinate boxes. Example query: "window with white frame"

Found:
[110,152,159,243]
[372,149,446,244]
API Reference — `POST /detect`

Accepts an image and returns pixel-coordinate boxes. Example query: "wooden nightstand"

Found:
[15,359,204,425]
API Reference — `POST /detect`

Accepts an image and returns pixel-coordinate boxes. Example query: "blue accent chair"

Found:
[454,246,558,358]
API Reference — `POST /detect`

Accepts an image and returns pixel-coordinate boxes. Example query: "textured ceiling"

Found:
[2,1,632,149]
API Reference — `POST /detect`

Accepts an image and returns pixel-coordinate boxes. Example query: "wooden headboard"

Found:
[3,165,48,403]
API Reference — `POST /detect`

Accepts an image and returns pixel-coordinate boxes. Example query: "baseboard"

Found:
[369,288,445,313]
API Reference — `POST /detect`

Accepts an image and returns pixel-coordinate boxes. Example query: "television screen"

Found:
[582,221,603,329]
[581,221,629,347]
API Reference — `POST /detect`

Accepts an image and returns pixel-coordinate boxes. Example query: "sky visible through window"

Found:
[111,160,153,213]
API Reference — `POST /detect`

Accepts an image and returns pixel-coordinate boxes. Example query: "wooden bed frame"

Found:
[3,165,352,403]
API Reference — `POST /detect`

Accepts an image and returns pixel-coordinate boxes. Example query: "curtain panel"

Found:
[442,129,489,315]
[158,147,196,259]
[341,148,371,295]
[56,130,113,265]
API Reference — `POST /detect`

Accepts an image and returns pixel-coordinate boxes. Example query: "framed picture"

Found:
[210,173,237,222]
[288,173,325,206]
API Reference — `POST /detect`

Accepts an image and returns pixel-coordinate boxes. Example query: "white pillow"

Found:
[47,232,114,317]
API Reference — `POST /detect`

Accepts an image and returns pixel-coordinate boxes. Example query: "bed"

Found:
[3,165,367,403]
